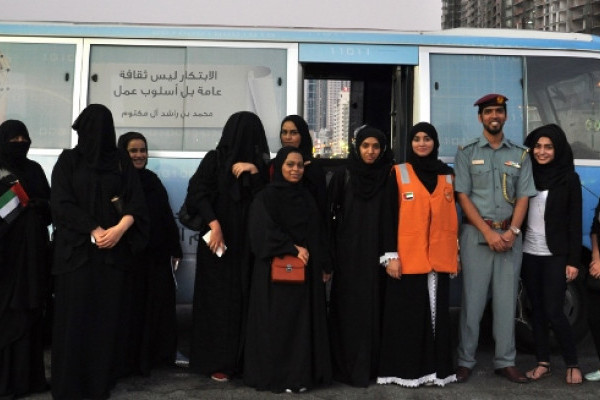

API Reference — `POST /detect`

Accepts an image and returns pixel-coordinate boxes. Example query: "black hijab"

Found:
[406,122,453,193]
[348,125,394,199]
[524,124,574,190]
[72,104,119,172]
[117,131,153,191]
[216,111,270,201]
[280,115,313,160]
[263,146,312,243]
[0,119,31,177]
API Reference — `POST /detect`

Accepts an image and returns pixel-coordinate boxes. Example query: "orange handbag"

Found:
[271,255,305,283]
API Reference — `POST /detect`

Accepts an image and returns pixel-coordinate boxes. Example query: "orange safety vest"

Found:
[395,163,458,274]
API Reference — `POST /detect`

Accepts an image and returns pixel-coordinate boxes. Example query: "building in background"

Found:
[442,0,600,34]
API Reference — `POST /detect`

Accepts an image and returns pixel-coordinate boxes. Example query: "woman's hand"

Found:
[207,220,225,255]
[94,215,134,249]
[231,162,258,178]
[386,259,402,279]
[566,265,578,282]
[294,245,309,265]
[590,259,600,279]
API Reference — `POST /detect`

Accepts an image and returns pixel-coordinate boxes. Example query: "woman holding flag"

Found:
[0,119,52,398]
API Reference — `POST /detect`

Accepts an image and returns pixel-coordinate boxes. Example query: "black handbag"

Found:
[178,203,209,234]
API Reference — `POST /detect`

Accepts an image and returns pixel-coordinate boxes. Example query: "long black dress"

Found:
[50,104,148,400]
[119,168,183,376]
[244,147,332,393]
[188,111,269,378]
[0,120,51,398]
[327,126,393,387]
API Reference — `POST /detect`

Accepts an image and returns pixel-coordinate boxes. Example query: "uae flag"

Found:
[0,181,29,225]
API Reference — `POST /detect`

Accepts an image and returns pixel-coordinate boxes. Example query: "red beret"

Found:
[474,93,508,109]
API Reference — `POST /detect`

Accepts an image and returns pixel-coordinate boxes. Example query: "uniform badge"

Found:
[504,160,521,168]
[472,159,484,165]
[403,192,414,200]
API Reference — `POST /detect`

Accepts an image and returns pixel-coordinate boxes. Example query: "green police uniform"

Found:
[454,135,536,370]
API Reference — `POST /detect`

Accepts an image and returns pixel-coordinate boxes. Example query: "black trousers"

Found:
[521,253,578,366]
[587,288,600,362]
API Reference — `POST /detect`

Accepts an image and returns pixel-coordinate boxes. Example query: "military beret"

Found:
[474,93,508,112]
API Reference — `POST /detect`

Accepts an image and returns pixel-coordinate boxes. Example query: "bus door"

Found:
[298,43,418,164]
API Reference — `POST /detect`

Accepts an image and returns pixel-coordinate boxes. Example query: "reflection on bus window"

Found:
[525,56,600,160]
[304,79,351,159]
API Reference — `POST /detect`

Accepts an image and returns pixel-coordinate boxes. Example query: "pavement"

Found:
[26,305,600,400]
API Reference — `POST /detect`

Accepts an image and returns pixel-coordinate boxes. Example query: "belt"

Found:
[463,217,511,230]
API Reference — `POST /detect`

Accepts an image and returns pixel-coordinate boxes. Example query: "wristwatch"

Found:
[509,225,521,236]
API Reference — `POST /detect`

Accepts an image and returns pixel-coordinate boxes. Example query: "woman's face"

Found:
[359,137,381,164]
[412,131,434,157]
[126,138,148,169]
[533,136,555,165]
[281,152,304,183]
[280,121,302,148]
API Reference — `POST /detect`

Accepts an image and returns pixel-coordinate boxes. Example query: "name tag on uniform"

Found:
[472,159,485,165]
[504,161,521,168]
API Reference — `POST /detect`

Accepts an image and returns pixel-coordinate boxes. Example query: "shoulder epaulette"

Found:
[458,137,479,151]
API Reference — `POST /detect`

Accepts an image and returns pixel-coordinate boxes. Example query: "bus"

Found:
[1,22,599,348]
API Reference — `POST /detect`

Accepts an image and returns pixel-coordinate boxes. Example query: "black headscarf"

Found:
[406,122,453,193]
[280,115,313,160]
[0,119,31,177]
[72,104,119,172]
[216,111,270,201]
[263,146,312,244]
[117,131,153,190]
[524,123,574,190]
[348,125,394,199]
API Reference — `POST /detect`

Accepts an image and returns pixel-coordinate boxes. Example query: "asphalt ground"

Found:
[26,305,600,400]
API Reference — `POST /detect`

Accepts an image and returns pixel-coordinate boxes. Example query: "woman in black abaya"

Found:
[187,111,270,382]
[278,115,327,219]
[327,125,394,387]
[0,120,51,398]
[50,104,148,399]
[116,132,182,376]
[244,146,332,393]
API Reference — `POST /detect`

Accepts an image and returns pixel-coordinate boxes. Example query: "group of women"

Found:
[1,104,183,400]
[2,103,600,399]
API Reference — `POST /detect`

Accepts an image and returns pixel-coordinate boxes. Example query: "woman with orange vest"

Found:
[377,122,459,387]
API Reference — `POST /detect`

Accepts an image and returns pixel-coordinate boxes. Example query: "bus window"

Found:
[525,56,600,160]
[429,53,524,158]
[0,41,77,149]
[88,44,289,152]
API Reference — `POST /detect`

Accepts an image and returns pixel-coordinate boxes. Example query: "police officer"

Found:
[454,94,536,384]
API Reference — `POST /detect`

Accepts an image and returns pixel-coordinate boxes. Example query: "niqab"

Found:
[348,125,394,199]
[524,123,574,190]
[216,111,270,201]
[0,119,31,178]
[406,122,453,193]
[72,104,119,172]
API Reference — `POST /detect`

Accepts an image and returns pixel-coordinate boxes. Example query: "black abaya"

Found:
[327,168,390,387]
[243,183,332,393]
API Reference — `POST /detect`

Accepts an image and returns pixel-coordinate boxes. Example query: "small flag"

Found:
[0,182,29,224]
[403,192,414,200]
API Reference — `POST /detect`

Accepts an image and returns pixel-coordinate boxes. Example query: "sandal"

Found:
[526,362,552,381]
[566,366,582,385]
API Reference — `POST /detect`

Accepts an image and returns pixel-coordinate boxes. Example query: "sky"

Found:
[0,0,443,32]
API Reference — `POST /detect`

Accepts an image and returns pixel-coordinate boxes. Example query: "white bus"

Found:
[1,22,599,347]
